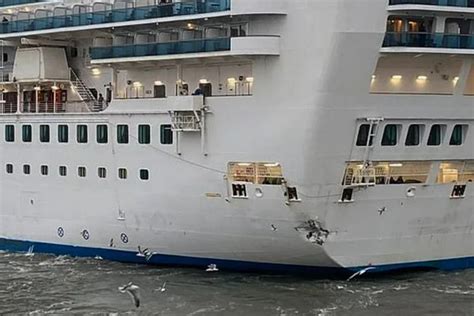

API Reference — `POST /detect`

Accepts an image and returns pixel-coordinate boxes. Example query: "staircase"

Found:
[69,68,102,112]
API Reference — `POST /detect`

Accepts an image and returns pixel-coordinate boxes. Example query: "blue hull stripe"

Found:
[0,238,473,277]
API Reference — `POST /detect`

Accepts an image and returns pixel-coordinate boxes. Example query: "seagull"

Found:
[347,267,376,281]
[137,246,157,262]
[159,281,167,293]
[25,245,34,257]
[378,207,387,216]
[271,224,278,232]
[206,264,219,272]
[119,282,141,308]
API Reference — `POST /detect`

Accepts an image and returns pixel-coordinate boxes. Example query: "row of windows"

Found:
[4,124,173,145]
[357,123,468,147]
[5,164,150,181]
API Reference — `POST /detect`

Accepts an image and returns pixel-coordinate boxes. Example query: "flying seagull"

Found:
[347,267,376,281]
[119,282,141,308]
[137,246,157,262]
[206,264,219,272]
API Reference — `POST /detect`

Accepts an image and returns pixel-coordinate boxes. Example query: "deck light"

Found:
[371,75,376,80]
[133,81,142,87]
[199,79,208,84]
[264,163,280,167]
[51,85,59,90]
[453,76,459,83]
[238,163,252,167]
[417,75,427,81]
[91,68,101,76]
[389,163,403,167]
[154,81,164,86]
[391,75,402,80]
[246,77,254,83]
[34,86,41,91]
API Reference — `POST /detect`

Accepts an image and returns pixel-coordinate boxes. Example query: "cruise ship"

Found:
[0,0,472,276]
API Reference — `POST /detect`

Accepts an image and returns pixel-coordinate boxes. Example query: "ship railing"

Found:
[388,0,474,7]
[0,0,231,34]
[383,32,474,49]
[0,101,17,114]
[170,111,201,132]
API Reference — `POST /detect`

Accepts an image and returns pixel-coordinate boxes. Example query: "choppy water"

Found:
[0,252,473,315]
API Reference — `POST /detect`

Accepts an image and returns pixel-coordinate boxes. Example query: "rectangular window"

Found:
[405,124,422,146]
[381,124,398,146]
[139,169,149,180]
[78,166,87,178]
[138,125,151,144]
[356,124,371,146]
[449,125,466,146]
[39,125,50,143]
[77,125,88,143]
[5,125,14,142]
[427,124,443,146]
[6,164,13,174]
[98,167,107,178]
[40,165,48,176]
[59,166,67,177]
[96,125,108,144]
[117,125,129,144]
[160,124,173,145]
[58,125,69,143]
[22,125,32,143]
[23,164,30,175]
[118,168,127,179]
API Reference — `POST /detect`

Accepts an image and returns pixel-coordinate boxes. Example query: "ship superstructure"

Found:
[0,0,472,275]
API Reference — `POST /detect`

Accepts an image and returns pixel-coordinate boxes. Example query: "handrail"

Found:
[0,0,231,34]
[383,32,474,49]
[389,0,474,7]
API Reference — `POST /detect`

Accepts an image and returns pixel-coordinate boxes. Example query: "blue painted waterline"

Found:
[0,238,472,277]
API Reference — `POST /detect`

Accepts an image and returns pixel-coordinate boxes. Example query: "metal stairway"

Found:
[69,68,102,112]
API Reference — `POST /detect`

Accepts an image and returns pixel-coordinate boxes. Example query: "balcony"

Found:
[0,0,231,35]
[389,0,474,6]
[90,36,280,64]
[382,32,474,53]
[0,0,43,7]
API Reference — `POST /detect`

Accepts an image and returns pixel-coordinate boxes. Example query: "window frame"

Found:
[381,124,399,146]
[23,164,31,175]
[139,169,150,181]
[59,165,67,177]
[96,124,108,144]
[78,166,87,178]
[405,124,423,147]
[98,167,107,179]
[449,124,467,146]
[76,124,88,144]
[22,125,32,143]
[118,168,128,180]
[5,125,14,142]
[39,124,50,143]
[58,124,69,143]
[427,124,444,146]
[117,124,129,144]
[138,124,151,144]
[40,165,48,176]
[160,124,173,145]
[6,164,13,174]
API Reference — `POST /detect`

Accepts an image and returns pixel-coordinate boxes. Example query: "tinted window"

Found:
[77,125,88,143]
[138,125,151,144]
[450,125,465,146]
[98,167,107,178]
[427,125,442,146]
[41,165,48,176]
[117,125,129,144]
[382,125,398,146]
[405,125,421,146]
[78,166,86,177]
[6,164,13,174]
[23,164,30,175]
[118,168,127,179]
[58,125,69,143]
[356,124,370,146]
[59,166,67,176]
[5,125,14,142]
[22,125,32,143]
[139,169,149,180]
[160,124,173,145]
[40,125,50,143]
[96,125,108,144]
